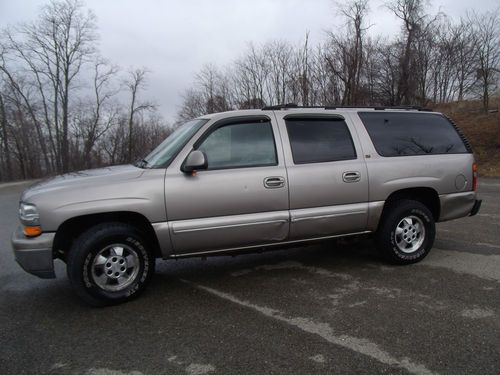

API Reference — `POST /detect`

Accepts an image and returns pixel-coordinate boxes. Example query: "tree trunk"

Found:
[483,77,489,112]
[0,94,13,180]
[61,73,70,173]
[128,104,135,163]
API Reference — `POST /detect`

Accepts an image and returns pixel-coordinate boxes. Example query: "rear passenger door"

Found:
[275,112,369,240]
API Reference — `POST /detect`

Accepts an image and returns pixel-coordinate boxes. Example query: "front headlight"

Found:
[19,202,40,226]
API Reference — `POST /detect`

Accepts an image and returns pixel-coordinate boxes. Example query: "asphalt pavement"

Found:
[0,180,498,375]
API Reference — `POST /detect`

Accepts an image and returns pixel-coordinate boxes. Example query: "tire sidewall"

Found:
[379,201,435,264]
[69,225,154,305]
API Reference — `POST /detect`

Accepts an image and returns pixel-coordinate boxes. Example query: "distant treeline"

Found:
[178,0,500,122]
[1,0,499,182]
[0,0,171,181]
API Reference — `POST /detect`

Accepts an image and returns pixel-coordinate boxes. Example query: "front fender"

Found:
[29,169,167,231]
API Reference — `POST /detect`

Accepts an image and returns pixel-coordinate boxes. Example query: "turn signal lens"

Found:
[23,226,42,237]
[472,163,478,191]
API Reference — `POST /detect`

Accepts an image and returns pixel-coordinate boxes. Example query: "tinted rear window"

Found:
[358,112,468,157]
[285,118,356,164]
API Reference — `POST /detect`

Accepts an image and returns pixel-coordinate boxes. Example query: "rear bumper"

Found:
[469,199,482,217]
[11,226,56,279]
[439,191,479,222]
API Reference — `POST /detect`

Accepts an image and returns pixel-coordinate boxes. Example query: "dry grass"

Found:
[432,99,500,177]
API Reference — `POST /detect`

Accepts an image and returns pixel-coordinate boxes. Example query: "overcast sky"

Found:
[0,0,497,122]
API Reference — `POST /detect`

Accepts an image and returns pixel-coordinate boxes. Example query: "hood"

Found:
[22,164,145,202]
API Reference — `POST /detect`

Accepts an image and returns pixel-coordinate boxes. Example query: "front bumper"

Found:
[11,226,56,279]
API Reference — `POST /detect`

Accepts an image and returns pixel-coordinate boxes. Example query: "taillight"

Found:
[472,163,478,191]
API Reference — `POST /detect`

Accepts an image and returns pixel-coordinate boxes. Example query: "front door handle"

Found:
[342,171,361,183]
[264,176,285,189]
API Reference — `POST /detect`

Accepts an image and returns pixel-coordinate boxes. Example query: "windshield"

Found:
[143,119,208,168]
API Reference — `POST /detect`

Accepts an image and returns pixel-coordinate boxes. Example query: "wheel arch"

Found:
[382,187,440,222]
[53,211,162,261]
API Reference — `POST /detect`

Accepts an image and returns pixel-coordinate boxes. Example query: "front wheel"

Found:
[376,199,435,264]
[67,222,155,306]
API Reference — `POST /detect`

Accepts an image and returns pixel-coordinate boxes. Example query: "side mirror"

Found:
[182,150,208,173]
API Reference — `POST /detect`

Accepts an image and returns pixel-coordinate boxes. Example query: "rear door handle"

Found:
[264,176,285,189]
[342,171,361,183]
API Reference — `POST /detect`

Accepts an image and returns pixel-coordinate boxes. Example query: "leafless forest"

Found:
[1,0,499,181]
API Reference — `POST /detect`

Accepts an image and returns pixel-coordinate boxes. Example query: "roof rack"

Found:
[261,103,432,112]
[262,103,299,110]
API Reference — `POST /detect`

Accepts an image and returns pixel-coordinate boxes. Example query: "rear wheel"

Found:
[376,199,435,264]
[67,222,155,306]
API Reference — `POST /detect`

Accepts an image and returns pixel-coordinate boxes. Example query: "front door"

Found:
[165,115,289,255]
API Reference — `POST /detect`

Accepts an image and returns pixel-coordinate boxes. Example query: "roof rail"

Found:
[261,103,299,110]
[261,103,432,112]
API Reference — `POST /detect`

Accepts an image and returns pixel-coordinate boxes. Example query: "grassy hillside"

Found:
[432,99,500,177]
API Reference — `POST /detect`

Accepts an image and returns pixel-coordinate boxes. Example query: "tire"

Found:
[67,222,155,306]
[376,199,435,265]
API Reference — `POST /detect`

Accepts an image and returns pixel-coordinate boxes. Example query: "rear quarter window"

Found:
[358,112,469,157]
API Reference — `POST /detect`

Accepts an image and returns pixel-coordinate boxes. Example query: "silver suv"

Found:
[11,106,482,305]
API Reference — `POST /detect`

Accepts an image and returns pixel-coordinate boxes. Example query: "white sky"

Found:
[0,0,497,122]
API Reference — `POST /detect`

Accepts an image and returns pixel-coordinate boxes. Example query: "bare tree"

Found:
[309,44,341,105]
[469,9,500,111]
[0,92,13,180]
[30,0,96,172]
[297,32,311,106]
[386,0,428,104]
[125,68,154,162]
[76,59,119,168]
[234,44,269,106]
[265,41,294,104]
[196,64,232,113]
[0,46,53,173]
[374,41,401,105]
[0,0,170,181]
[341,0,369,104]
[1,0,97,173]
[452,17,479,101]
[324,0,370,105]
[177,89,205,122]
